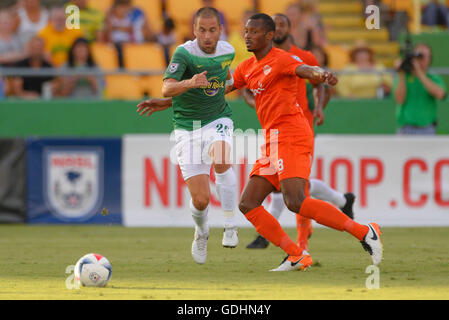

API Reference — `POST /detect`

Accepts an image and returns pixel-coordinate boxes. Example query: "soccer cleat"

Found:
[246,235,269,249]
[270,251,313,271]
[191,228,209,264]
[222,226,239,248]
[360,223,383,266]
[340,192,355,219]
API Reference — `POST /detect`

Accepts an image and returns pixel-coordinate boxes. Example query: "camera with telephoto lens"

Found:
[398,34,424,73]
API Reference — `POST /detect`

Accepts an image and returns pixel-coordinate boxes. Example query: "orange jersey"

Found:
[233,47,308,134]
[289,45,320,130]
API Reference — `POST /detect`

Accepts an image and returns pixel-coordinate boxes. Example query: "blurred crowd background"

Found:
[0,0,448,100]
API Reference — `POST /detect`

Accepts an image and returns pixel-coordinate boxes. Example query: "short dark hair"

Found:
[272,13,291,28]
[249,13,275,32]
[194,7,222,25]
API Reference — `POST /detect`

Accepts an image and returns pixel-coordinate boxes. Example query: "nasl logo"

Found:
[43,147,104,222]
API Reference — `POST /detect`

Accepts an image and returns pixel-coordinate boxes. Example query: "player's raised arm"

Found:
[296,65,338,87]
[162,71,210,97]
[137,98,173,117]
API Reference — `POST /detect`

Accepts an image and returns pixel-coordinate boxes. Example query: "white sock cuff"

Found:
[190,198,209,216]
[215,167,236,186]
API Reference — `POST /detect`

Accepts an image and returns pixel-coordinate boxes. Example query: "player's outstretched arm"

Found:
[296,65,338,86]
[137,98,172,117]
[162,71,210,97]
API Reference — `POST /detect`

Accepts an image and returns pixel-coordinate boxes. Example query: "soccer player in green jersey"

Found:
[137,7,238,265]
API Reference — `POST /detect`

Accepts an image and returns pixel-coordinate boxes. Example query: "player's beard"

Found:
[199,41,217,54]
[273,34,288,45]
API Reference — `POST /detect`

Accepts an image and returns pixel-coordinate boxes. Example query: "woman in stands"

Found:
[54,37,101,99]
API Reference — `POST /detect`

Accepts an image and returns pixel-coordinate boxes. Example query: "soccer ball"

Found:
[74,253,112,287]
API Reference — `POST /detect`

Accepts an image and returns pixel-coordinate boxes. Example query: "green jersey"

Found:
[164,39,235,131]
[394,73,447,127]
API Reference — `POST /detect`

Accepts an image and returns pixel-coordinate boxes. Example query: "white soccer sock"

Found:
[268,191,285,220]
[190,199,209,235]
[309,178,346,208]
[215,167,237,228]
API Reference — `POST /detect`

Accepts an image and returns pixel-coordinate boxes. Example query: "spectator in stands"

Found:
[188,0,229,41]
[0,9,28,66]
[310,45,329,68]
[68,0,106,42]
[394,43,447,134]
[105,0,154,67]
[53,37,100,98]
[286,1,325,50]
[157,17,176,66]
[14,0,49,43]
[11,36,54,99]
[38,7,83,67]
[228,9,255,70]
[422,0,449,28]
[336,44,392,99]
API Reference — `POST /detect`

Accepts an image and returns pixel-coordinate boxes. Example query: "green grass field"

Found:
[0,225,448,300]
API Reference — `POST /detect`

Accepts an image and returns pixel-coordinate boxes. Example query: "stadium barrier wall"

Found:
[0,139,26,223]
[26,137,122,224]
[122,134,449,228]
[1,99,449,136]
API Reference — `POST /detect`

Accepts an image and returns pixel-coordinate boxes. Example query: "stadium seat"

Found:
[214,0,254,25]
[258,0,293,15]
[91,42,119,70]
[318,2,363,15]
[322,16,364,29]
[133,0,163,32]
[105,75,143,100]
[166,0,202,24]
[326,29,389,43]
[139,75,165,97]
[323,44,349,70]
[87,0,113,14]
[122,43,166,71]
[165,0,202,40]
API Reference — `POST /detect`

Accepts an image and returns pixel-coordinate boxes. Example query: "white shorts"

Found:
[174,117,234,181]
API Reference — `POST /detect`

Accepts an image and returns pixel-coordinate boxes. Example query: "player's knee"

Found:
[283,192,306,213]
[239,197,257,215]
[214,163,231,174]
[192,194,210,211]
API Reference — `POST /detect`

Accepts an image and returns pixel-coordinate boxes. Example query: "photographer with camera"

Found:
[394,43,447,134]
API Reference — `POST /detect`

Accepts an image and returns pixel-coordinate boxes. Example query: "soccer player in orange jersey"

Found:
[245,14,356,253]
[227,13,382,271]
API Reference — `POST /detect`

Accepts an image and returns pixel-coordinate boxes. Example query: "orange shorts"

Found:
[250,131,314,191]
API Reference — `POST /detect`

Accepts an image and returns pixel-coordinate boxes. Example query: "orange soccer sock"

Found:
[245,206,303,256]
[296,215,312,251]
[299,197,369,241]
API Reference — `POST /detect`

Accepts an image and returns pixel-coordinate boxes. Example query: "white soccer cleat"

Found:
[222,226,238,248]
[269,251,313,272]
[361,223,383,266]
[191,228,209,264]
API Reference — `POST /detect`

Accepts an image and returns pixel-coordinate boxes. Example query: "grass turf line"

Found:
[0,225,448,300]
